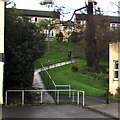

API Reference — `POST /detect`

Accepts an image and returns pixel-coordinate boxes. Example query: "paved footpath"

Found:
[32,66,54,104]
[54,95,119,119]
[34,59,80,73]
[87,102,120,119]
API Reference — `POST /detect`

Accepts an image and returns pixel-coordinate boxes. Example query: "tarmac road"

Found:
[2,104,115,119]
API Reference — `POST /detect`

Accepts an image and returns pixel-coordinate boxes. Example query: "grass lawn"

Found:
[35,40,108,96]
[47,60,108,96]
[34,40,84,69]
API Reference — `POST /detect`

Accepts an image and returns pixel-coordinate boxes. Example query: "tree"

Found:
[4,8,46,91]
[85,13,120,69]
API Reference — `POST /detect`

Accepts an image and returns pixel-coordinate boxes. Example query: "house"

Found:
[109,42,120,95]
[60,21,74,41]
[75,14,120,32]
[0,0,4,104]
[17,9,60,37]
[60,21,74,32]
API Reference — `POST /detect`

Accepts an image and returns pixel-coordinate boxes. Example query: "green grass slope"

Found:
[35,40,84,68]
[48,60,107,96]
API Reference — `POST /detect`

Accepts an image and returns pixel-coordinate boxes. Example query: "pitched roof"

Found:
[17,9,60,19]
[61,21,74,26]
[75,14,120,23]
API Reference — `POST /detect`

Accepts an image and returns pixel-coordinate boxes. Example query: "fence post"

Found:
[55,86,56,98]
[5,91,8,106]
[22,90,24,106]
[72,91,74,103]
[83,91,85,106]
[69,86,71,98]
[77,91,79,105]
[57,91,59,104]
[41,91,43,104]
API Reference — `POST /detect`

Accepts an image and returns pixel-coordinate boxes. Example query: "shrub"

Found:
[115,87,120,97]
[71,66,79,72]
[56,31,64,42]
[68,31,82,42]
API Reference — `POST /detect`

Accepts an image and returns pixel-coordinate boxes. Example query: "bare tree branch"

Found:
[67,6,87,22]
[110,2,120,8]
[48,6,87,25]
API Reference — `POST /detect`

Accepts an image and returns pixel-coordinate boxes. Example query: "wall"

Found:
[0,0,4,104]
[109,42,120,95]
[118,42,120,92]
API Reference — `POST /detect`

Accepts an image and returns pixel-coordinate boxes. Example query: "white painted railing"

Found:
[41,63,71,97]
[5,90,85,106]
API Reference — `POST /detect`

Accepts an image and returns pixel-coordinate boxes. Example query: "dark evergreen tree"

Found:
[4,8,46,91]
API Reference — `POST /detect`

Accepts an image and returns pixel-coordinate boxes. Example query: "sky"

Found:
[8,0,120,20]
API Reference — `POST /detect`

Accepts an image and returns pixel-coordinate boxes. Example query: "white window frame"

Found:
[113,60,119,80]
[35,17,38,23]
[50,30,54,37]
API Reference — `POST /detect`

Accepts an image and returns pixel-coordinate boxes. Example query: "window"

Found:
[114,60,119,80]
[44,30,48,36]
[35,17,38,23]
[30,17,38,23]
[49,30,54,37]
[51,31,54,37]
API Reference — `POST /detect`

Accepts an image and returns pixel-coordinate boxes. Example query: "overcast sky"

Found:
[10,0,120,20]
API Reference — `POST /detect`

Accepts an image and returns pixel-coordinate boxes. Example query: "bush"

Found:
[115,87,120,97]
[56,31,64,42]
[71,66,79,72]
[68,31,82,42]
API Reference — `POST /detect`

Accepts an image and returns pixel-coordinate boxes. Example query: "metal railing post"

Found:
[69,86,71,98]
[57,91,59,104]
[5,91,8,106]
[77,91,79,105]
[55,86,56,98]
[83,91,85,106]
[22,90,24,106]
[41,91,43,104]
[72,90,74,103]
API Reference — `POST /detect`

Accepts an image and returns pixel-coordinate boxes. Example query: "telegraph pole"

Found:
[87,0,93,14]
[0,0,5,105]
[86,0,97,68]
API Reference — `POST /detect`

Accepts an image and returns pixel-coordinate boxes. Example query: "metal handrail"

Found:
[41,63,71,97]
[5,89,85,106]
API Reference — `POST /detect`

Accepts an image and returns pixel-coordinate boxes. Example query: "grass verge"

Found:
[47,60,108,96]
